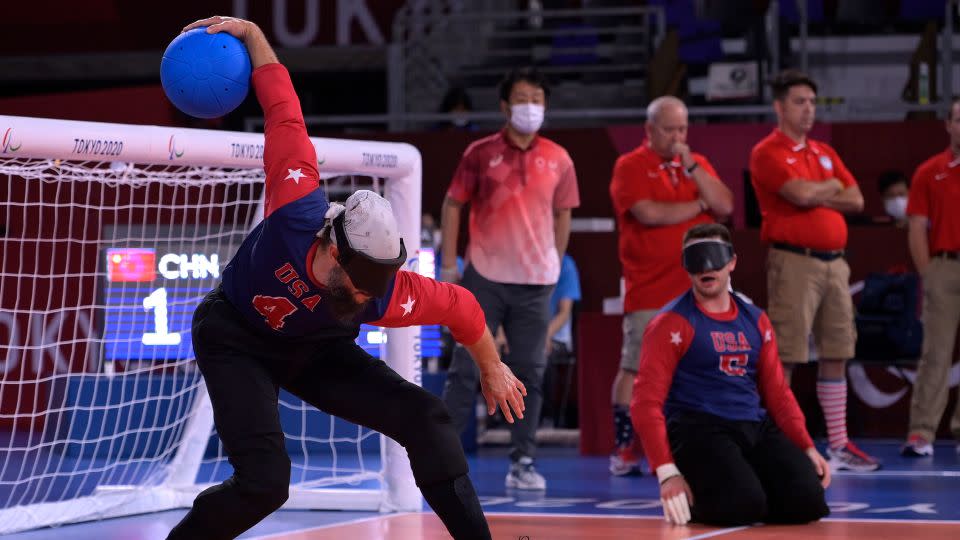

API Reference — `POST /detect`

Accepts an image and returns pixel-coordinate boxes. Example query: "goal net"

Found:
[0,115,423,534]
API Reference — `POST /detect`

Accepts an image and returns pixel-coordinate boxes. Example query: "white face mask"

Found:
[884,195,908,220]
[509,103,545,134]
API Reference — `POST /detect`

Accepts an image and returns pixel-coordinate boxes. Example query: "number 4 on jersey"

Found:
[253,295,298,330]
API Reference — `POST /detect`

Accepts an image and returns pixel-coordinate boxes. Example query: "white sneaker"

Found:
[901,435,934,457]
[826,441,881,472]
[609,447,643,477]
[505,456,546,490]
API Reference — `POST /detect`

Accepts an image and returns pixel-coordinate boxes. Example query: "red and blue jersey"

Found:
[221,64,485,345]
[631,290,814,471]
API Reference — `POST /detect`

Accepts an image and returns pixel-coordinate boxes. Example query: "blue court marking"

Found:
[2,440,958,539]
[465,442,960,521]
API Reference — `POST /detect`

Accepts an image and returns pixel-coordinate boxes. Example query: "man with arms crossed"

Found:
[608,96,732,475]
[749,70,878,471]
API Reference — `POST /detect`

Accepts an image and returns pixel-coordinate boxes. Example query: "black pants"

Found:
[167,287,471,540]
[668,411,830,526]
[443,264,553,461]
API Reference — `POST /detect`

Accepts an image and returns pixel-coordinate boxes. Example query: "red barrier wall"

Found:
[0,86,179,126]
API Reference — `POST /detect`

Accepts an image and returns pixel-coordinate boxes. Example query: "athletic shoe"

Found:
[505,456,546,490]
[826,441,881,472]
[609,446,643,476]
[900,435,934,457]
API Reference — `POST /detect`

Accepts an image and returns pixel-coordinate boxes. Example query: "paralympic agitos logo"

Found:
[2,128,22,154]
[168,134,184,160]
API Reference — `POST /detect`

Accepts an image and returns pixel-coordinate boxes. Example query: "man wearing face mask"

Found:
[632,223,830,527]
[607,96,733,476]
[440,67,580,490]
[901,98,960,458]
[877,170,909,227]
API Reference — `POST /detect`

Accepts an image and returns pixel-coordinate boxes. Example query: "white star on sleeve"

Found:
[400,296,416,316]
[285,168,306,184]
[670,331,682,345]
[764,330,772,343]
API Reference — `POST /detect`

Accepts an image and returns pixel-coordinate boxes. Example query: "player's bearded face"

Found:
[327,266,372,322]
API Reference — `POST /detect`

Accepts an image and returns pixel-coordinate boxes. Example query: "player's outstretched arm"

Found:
[371,271,526,422]
[182,16,278,69]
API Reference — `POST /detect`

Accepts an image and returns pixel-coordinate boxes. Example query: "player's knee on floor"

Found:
[694,488,767,526]
[767,484,829,524]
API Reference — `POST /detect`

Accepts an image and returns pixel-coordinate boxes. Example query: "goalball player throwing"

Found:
[167,16,525,540]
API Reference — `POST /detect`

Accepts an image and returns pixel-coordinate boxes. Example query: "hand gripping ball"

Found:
[161,28,252,119]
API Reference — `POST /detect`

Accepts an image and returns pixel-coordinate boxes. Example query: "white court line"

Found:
[247,511,668,539]
[485,511,663,520]
[248,511,960,539]
[249,513,410,539]
[685,526,751,539]
[822,516,960,525]
[832,470,960,478]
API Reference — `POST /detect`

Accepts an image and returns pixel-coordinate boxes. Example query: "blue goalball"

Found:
[161,28,251,119]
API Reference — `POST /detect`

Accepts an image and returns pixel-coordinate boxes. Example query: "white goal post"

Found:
[0,114,423,534]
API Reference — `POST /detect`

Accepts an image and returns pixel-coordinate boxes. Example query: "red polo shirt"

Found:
[447,130,580,285]
[609,144,717,312]
[907,148,960,253]
[749,129,857,251]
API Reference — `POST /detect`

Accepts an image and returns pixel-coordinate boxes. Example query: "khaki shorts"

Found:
[766,248,856,364]
[619,309,659,372]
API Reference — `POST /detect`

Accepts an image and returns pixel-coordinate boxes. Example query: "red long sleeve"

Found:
[371,271,486,346]
[630,312,692,471]
[756,313,815,450]
[252,63,321,218]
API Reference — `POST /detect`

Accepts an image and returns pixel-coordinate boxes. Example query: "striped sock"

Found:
[817,379,848,450]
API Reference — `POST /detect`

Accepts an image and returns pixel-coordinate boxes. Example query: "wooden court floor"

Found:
[256,513,960,540]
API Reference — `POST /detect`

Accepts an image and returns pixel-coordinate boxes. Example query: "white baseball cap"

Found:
[326,190,406,296]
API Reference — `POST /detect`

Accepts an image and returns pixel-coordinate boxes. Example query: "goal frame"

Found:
[0,114,423,534]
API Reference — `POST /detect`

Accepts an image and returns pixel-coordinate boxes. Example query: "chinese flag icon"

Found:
[106,248,156,282]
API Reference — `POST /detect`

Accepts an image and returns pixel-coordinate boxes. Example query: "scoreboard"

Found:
[102,246,230,363]
[100,240,442,365]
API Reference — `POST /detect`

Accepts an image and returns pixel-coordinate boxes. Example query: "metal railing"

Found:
[239,1,957,133]
[242,101,944,135]
[389,4,666,131]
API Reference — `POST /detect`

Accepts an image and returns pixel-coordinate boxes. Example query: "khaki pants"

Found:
[909,257,960,441]
[619,309,659,372]
[766,249,856,364]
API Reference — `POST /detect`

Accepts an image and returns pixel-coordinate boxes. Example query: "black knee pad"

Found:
[234,452,291,512]
[769,485,829,524]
